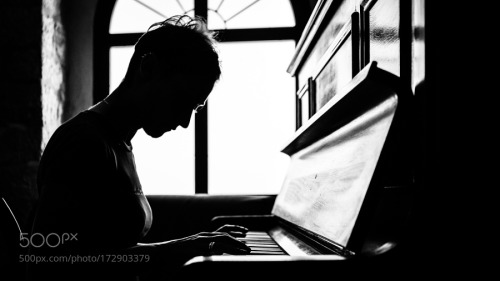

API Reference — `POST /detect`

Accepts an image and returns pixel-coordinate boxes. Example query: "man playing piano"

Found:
[27,15,250,281]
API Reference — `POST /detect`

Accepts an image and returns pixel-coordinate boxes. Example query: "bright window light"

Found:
[208,41,296,194]
[108,0,296,195]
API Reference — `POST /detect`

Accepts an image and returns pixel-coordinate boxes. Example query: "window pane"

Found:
[110,0,194,34]
[315,35,352,110]
[110,46,195,195]
[208,0,295,29]
[131,123,195,195]
[208,41,296,195]
[109,46,134,91]
[369,0,400,76]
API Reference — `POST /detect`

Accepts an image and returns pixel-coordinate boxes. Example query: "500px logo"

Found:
[20,233,78,248]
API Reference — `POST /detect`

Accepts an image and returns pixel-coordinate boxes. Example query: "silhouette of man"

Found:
[27,15,250,281]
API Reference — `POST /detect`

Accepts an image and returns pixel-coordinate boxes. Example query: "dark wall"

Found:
[61,0,98,121]
[0,0,98,232]
[0,0,43,231]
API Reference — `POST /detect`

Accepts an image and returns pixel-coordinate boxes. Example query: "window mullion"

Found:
[194,0,209,194]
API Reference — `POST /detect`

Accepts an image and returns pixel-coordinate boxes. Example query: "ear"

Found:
[139,52,160,80]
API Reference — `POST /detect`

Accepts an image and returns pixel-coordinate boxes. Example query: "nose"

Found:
[179,110,192,129]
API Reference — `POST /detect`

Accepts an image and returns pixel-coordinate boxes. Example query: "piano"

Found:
[176,0,414,277]
[179,61,413,278]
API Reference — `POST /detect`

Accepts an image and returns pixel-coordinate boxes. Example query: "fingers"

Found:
[215,224,249,237]
[188,226,251,256]
[205,233,251,255]
[226,231,246,238]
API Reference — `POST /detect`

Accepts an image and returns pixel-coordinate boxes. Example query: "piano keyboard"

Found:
[237,231,287,255]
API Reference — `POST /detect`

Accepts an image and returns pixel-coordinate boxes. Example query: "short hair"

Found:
[123,15,221,86]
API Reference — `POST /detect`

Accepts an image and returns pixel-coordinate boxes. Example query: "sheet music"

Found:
[272,96,397,247]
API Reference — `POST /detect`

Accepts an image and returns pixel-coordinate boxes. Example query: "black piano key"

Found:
[240,241,275,244]
[239,236,273,240]
[248,247,284,252]
[247,251,285,255]
[241,241,278,246]
[238,238,275,243]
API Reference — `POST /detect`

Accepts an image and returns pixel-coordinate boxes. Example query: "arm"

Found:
[112,225,250,273]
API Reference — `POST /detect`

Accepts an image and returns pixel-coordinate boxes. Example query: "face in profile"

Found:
[140,73,214,138]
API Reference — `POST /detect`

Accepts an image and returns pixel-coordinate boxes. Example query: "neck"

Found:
[90,85,140,143]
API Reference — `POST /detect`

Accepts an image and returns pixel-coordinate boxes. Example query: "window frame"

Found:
[94,0,313,194]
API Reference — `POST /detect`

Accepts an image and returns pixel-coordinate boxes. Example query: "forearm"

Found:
[116,239,194,272]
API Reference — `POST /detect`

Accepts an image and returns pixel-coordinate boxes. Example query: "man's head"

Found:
[124,15,221,87]
[120,15,221,137]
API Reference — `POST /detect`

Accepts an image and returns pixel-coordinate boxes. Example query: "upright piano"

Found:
[179,60,413,277]
[179,0,414,278]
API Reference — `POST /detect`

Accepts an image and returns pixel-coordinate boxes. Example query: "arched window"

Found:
[95,0,312,195]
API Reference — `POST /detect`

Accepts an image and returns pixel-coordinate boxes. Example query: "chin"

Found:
[144,128,168,138]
